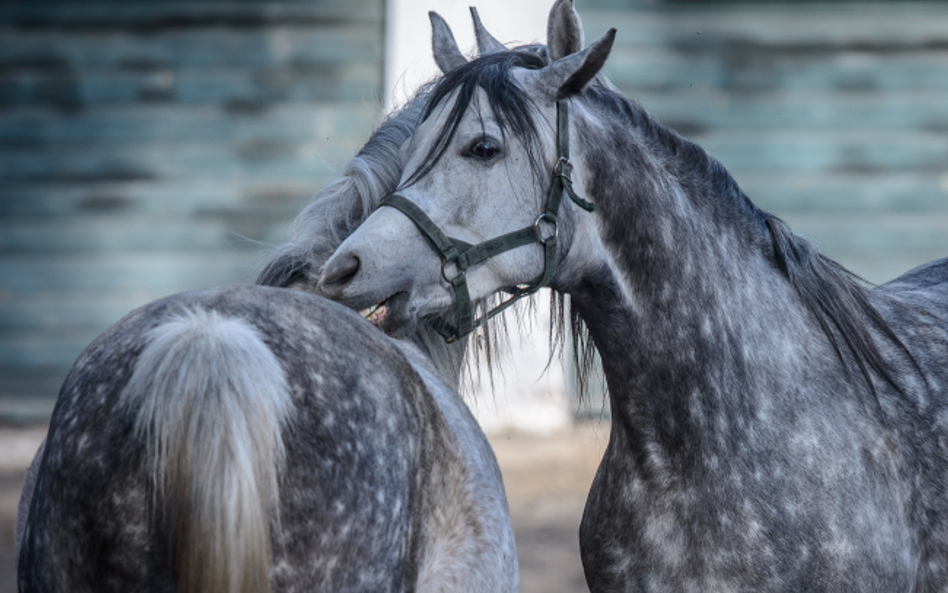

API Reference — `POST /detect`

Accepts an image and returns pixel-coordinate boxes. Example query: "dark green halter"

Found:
[379,99,594,342]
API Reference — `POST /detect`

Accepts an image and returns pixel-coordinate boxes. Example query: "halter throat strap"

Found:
[379,99,594,342]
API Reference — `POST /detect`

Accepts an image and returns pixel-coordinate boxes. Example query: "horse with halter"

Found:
[15,12,521,593]
[317,1,948,591]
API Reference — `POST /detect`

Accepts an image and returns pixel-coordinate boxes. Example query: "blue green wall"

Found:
[0,1,385,421]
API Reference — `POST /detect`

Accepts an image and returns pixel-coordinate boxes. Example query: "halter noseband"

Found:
[379,99,594,342]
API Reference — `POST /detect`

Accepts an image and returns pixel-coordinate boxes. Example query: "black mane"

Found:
[582,82,914,405]
[766,216,915,404]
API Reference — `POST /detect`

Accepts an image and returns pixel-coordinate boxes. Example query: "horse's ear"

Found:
[547,0,584,61]
[430,11,467,73]
[538,28,616,99]
[470,7,506,55]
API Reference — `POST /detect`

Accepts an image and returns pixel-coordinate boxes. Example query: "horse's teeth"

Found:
[359,304,386,325]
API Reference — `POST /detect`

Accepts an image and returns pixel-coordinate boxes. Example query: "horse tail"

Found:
[121,308,292,593]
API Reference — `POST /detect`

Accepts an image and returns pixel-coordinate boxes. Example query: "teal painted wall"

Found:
[0,1,385,421]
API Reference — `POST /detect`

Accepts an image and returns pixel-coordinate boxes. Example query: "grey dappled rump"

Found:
[17,287,518,592]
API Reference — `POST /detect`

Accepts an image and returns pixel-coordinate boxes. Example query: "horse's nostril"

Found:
[319,253,360,295]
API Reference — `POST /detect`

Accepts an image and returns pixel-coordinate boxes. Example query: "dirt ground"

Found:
[0,421,608,593]
[0,426,46,593]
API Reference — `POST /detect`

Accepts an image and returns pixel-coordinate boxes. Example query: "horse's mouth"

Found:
[359,303,388,326]
[358,292,412,335]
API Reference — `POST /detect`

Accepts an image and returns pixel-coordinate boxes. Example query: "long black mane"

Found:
[765,216,915,403]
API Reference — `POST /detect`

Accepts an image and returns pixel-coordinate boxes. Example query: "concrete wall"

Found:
[385,0,550,109]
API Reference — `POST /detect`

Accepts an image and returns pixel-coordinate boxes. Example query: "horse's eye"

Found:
[467,139,501,161]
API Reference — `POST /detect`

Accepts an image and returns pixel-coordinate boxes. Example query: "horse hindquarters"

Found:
[18,286,518,592]
[399,344,519,593]
[19,307,293,593]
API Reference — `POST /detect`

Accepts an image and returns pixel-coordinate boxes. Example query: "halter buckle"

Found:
[555,156,574,180]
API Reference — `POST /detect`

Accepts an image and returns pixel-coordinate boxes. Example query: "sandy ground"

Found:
[0,421,608,593]
[0,426,46,593]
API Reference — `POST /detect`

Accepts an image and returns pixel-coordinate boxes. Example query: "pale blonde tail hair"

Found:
[121,308,292,593]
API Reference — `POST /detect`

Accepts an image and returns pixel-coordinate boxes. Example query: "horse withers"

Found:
[316,1,948,591]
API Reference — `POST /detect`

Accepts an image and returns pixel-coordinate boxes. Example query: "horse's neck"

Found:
[570,110,824,458]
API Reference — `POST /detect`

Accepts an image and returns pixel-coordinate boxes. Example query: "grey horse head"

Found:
[316,0,612,337]
[262,5,574,378]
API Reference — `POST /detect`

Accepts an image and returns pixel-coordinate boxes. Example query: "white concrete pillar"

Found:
[385,0,550,111]
[463,293,572,435]
[384,1,573,433]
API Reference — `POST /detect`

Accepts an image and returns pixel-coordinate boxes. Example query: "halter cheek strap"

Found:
[379,99,594,342]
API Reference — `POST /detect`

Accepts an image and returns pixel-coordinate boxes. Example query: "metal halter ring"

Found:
[441,259,464,285]
[533,212,558,245]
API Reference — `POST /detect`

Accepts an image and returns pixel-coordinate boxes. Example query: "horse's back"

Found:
[879,257,948,295]
[874,257,948,380]
[18,285,438,592]
[873,257,948,427]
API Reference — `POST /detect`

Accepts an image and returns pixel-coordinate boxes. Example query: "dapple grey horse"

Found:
[316,2,948,591]
[15,12,520,593]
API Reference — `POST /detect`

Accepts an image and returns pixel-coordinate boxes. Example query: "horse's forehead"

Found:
[511,67,535,89]
[430,87,496,128]
[406,87,499,158]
